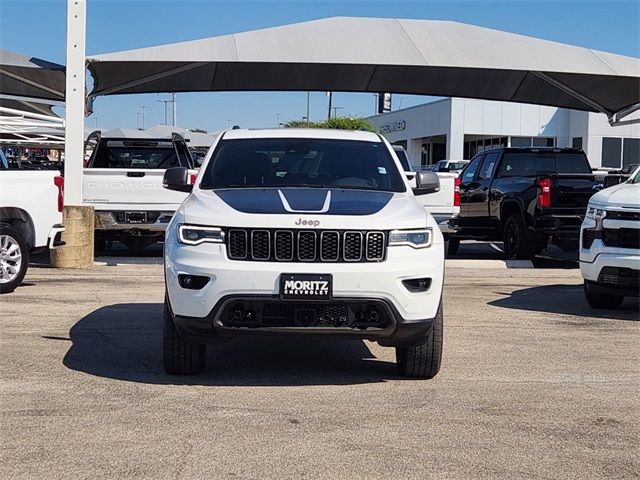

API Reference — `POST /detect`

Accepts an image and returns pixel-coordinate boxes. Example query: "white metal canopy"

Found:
[86,17,640,124]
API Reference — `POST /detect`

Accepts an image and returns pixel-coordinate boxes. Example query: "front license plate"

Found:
[280,273,333,301]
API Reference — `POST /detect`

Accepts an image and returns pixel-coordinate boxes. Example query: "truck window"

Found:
[499,152,591,177]
[201,138,406,192]
[478,152,499,180]
[461,156,483,183]
[89,140,180,169]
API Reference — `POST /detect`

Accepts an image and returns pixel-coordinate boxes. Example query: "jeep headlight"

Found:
[586,205,607,221]
[178,225,224,245]
[388,228,433,248]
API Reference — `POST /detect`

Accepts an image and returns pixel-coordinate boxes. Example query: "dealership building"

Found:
[368,98,640,170]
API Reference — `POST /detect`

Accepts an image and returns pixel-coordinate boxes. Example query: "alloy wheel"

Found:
[0,234,23,284]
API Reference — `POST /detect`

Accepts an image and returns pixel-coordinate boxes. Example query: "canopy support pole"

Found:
[52,0,94,269]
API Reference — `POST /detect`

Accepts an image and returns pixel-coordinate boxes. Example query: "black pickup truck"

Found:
[450,147,602,259]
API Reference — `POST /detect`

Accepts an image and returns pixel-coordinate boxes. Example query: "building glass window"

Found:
[533,137,555,147]
[622,138,639,167]
[511,136,532,147]
[572,137,583,150]
[602,138,622,168]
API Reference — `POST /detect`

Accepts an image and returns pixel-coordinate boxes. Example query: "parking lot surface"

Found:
[1,252,638,479]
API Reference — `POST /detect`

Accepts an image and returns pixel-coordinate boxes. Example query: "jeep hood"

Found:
[183,188,430,230]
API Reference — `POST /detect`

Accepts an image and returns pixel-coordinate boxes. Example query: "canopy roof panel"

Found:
[87,17,640,121]
[0,49,65,102]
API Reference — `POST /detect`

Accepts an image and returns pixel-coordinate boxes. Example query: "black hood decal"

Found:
[215,188,393,215]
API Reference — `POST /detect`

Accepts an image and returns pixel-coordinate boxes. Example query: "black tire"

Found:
[446,237,460,257]
[584,281,624,309]
[0,224,29,294]
[503,214,538,260]
[396,302,443,379]
[163,297,206,375]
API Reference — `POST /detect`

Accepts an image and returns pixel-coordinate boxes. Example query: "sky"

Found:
[1,0,638,132]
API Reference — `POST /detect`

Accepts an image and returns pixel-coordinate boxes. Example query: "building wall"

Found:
[368,98,640,169]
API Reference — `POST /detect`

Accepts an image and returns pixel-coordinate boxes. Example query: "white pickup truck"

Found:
[83,130,196,252]
[0,149,65,293]
[392,146,460,255]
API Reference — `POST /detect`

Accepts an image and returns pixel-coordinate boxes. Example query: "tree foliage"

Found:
[284,116,376,132]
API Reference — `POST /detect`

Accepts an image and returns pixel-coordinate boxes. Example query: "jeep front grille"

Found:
[225,229,387,263]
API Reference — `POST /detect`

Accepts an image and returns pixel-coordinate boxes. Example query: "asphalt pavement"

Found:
[2,245,638,479]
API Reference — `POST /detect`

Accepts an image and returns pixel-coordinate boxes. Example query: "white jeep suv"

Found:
[580,165,640,308]
[163,129,445,378]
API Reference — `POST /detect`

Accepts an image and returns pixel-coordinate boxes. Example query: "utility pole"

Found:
[227,119,232,128]
[157,99,170,125]
[327,92,332,120]
[276,113,281,127]
[140,106,146,129]
[171,92,177,126]
[306,92,310,126]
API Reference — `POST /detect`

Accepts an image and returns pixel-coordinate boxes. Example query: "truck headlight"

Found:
[178,225,225,245]
[586,206,607,221]
[388,228,433,248]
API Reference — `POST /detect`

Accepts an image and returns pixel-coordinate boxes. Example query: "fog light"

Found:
[178,274,209,290]
[402,278,431,293]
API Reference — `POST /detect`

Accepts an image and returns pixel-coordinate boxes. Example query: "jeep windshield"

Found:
[200,138,406,192]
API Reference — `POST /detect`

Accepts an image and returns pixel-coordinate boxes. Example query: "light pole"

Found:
[171,92,177,126]
[140,106,146,129]
[306,91,310,126]
[331,106,344,117]
[276,113,281,127]
[226,119,232,129]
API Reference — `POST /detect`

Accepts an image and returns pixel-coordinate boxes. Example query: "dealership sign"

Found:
[379,120,406,134]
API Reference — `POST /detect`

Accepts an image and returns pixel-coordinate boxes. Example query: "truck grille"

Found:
[602,228,640,249]
[225,229,387,263]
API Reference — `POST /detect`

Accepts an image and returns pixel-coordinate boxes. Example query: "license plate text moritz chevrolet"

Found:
[162,128,445,378]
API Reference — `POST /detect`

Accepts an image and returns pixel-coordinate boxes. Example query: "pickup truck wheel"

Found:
[163,297,206,375]
[0,224,29,294]
[503,214,538,260]
[583,281,624,309]
[446,238,460,257]
[396,302,443,379]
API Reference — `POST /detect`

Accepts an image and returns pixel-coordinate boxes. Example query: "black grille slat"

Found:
[343,232,363,261]
[320,231,339,261]
[274,231,294,261]
[366,232,385,260]
[228,230,248,259]
[225,229,386,262]
[603,228,640,249]
[298,231,317,261]
[251,230,270,260]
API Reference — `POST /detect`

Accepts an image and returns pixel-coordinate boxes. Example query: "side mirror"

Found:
[413,171,440,195]
[163,167,192,192]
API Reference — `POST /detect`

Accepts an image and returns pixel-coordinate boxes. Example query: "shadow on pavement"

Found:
[489,284,639,321]
[63,303,397,386]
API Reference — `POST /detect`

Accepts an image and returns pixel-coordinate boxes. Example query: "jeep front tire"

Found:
[163,296,206,375]
[396,301,443,379]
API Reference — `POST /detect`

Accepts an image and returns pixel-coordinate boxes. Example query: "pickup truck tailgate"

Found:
[551,174,600,210]
[83,169,189,210]
[414,172,457,215]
